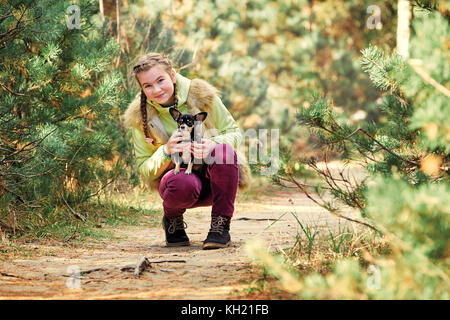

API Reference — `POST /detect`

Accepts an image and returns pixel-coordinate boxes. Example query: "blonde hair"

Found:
[132,53,178,140]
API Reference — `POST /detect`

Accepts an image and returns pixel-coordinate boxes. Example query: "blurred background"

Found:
[113,0,397,157]
[0,0,403,215]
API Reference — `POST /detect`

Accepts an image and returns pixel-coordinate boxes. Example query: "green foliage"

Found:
[291,213,320,260]
[367,176,449,260]
[0,0,135,235]
[408,11,450,153]
[250,5,449,299]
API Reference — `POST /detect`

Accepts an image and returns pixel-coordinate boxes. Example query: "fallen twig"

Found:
[1,272,28,279]
[79,268,106,276]
[133,256,152,278]
[236,217,278,221]
[148,260,186,264]
[60,258,186,280]
[61,193,86,222]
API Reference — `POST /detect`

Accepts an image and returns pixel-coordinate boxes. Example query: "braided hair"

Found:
[133,53,178,143]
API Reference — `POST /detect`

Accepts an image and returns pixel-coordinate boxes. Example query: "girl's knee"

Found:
[160,169,202,205]
[209,143,237,165]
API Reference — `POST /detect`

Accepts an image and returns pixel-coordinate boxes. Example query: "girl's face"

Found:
[137,65,176,106]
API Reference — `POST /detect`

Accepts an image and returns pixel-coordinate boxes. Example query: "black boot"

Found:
[202,215,231,250]
[162,215,190,247]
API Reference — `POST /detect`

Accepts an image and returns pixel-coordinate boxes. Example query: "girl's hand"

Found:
[165,131,191,155]
[191,138,217,159]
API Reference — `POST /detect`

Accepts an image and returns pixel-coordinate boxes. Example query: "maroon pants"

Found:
[158,143,239,218]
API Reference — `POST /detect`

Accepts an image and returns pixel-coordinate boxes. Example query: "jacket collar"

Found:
[148,73,191,115]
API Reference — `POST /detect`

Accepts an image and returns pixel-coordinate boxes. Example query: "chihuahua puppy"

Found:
[169,107,208,175]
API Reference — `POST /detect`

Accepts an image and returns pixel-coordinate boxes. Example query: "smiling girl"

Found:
[123,53,251,249]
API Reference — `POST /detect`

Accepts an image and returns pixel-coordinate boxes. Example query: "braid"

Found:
[172,82,178,110]
[139,89,150,139]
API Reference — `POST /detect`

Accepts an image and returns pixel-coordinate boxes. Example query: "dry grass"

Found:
[238,219,390,299]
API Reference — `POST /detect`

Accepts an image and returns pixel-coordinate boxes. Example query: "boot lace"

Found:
[167,216,187,234]
[210,216,228,234]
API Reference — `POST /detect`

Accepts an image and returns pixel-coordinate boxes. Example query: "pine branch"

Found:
[61,192,86,222]
[279,171,379,233]
[306,107,419,169]
[344,128,420,167]
[274,176,326,191]
[307,155,366,211]
[0,81,26,96]
[0,11,14,25]
[86,171,121,199]
[1,184,26,204]
[360,48,399,92]
[0,4,41,43]
[408,59,450,98]
[0,127,58,165]
[0,166,56,179]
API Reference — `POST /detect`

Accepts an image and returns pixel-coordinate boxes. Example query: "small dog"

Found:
[169,107,208,175]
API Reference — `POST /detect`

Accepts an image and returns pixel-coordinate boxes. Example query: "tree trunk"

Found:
[116,0,120,44]
[99,0,104,22]
[397,0,411,58]
[115,0,121,67]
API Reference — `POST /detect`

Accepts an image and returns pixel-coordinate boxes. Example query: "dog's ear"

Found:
[194,112,207,123]
[169,107,181,121]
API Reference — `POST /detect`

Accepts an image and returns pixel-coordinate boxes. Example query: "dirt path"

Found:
[0,186,360,300]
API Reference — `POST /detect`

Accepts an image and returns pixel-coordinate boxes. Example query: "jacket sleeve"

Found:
[131,126,172,183]
[207,95,243,150]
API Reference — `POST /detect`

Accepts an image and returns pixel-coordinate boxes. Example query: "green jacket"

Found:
[123,73,251,191]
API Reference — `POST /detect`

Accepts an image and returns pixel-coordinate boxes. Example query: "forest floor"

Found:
[0,165,365,300]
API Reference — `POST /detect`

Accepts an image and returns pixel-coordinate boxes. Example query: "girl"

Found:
[123,53,251,249]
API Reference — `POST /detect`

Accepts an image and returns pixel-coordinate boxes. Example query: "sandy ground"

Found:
[0,179,363,300]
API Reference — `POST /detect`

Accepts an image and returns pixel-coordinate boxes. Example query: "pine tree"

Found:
[0,0,127,231]
[263,1,449,299]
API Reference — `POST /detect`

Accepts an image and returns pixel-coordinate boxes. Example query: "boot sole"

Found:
[202,241,231,250]
[166,241,190,247]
